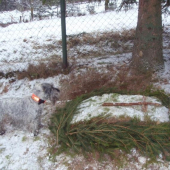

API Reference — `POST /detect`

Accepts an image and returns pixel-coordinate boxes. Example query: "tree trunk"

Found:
[131,0,163,74]
[31,6,34,21]
[105,0,109,11]
[4,0,7,11]
[30,0,34,21]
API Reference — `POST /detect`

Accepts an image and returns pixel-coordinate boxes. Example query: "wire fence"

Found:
[0,0,169,78]
[65,0,138,67]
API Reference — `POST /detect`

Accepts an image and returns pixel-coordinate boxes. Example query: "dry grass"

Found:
[64,149,143,170]
[6,30,136,81]
[66,30,135,58]
[1,85,9,94]
[17,62,74,80]
[67,29,135,48]
[59,65,152,100]
[66,153,108,170]
[59,68,114,100]
[114,67,152,91]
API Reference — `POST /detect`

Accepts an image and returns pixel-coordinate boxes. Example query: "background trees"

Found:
[17,0,42,20]
[0,0,16,11]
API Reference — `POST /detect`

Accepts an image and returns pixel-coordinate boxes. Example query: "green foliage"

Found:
[140,87,170,108]
[67,119,170,158]
[41,0,60,5]
[22,136,27,142]
[49,87,170,161]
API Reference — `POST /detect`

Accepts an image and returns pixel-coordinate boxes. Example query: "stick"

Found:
[102,102,161,107]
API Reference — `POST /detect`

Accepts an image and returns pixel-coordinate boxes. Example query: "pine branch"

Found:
[49,88,170,160]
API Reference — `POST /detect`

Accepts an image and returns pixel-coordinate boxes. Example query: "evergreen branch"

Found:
[115,124,152,142]
[49,88,170,160]
[68,129,117,135]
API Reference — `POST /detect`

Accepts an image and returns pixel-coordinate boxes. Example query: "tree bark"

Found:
[105,0,109,11]
[131,0,164,74]
[30,0,34,21]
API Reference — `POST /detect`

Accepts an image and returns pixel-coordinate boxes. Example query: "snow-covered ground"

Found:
[72,94,170,123]
[0,9,138,73]
[0,1,170,170]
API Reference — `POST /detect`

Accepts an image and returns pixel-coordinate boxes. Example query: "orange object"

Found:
[32,94,40,102]
[31,94,46,105]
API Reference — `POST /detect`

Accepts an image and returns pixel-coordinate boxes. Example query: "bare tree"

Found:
[0,0,16,11]
[119,0,137,11]
[105,0,109,10]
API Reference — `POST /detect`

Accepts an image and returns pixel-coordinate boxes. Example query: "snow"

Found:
[72,94,169,123]
[0,76,62,99]
[0,5,139,73]
[0,131,46,170]
[0,1,170,170]
[0,130,69,170]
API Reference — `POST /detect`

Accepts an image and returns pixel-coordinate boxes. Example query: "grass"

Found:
[5,155,11,160]
[0,147,5,154]
[67,30,135,48]
[9,30,135,81]
[17,62,73,80]
[34,136,41,141]
[67,30,135,58]
[22,136,27,142]
[59,65,154,101]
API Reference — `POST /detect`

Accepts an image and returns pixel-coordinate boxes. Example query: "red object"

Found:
[32,94,40,102]
[31,94,45,105]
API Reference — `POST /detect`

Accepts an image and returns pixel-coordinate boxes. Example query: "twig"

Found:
[102,102,161,107]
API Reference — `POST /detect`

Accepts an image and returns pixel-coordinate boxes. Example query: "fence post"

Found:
[60,0,67,68]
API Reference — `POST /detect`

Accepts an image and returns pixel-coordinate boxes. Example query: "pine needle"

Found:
[49,87,170,160]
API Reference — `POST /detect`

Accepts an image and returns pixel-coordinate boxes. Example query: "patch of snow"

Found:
[138,157,147,164]
[0,76,62,99]
[72,93,169,123]
[0,130,69,170]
